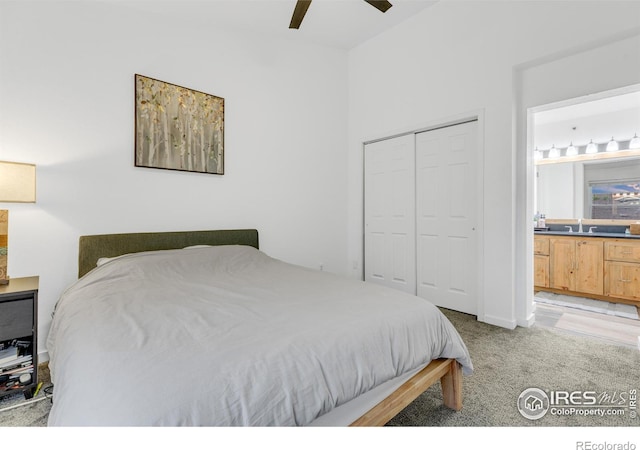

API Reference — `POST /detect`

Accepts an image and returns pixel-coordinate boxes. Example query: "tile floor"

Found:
[534,295,640,350]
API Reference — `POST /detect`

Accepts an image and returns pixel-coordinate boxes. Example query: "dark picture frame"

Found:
[135,74,224,174]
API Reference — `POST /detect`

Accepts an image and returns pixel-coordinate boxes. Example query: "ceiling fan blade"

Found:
[364,0,393,13]
[289,0,312,29]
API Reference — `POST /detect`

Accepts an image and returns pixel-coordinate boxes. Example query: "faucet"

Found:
[578,218,583,233]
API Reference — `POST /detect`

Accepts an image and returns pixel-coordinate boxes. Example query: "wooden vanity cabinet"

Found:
[533,236,549,288]
[535,234,640,306]
[604,240,640,302]
[549,237,603,296]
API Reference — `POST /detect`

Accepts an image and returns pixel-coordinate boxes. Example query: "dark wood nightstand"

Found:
[0,276,39,399]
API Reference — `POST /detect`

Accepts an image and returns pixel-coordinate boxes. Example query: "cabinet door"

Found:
[575,240,604,295]
[534,236,549,255]
[550,238,575,291]
[605,261,640,301]
[605,241,640,263]
[534,255,549,288]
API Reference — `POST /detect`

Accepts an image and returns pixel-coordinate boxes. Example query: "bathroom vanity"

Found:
[534,230,640,306]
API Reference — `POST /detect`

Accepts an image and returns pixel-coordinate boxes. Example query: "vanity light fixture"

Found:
[536,132,640,165]
[585,139,598,154]
[606,137,619,152]
[565,142,578,157]
[548,145,560,159]
[534,147,543,160]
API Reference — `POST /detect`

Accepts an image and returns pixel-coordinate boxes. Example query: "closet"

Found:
[364,120,479,315]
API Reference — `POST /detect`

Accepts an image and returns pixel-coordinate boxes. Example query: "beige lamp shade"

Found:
[0,161,36,203]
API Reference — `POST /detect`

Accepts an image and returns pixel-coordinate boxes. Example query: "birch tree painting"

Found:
[135,74,224,174]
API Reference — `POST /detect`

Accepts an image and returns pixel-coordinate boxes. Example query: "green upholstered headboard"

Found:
[78,229,259,278]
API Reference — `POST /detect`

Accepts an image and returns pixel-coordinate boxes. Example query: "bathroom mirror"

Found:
[533,88,640,222]
[535,156,640,221]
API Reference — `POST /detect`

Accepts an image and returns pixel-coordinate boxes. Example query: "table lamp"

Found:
[0,161,36,284]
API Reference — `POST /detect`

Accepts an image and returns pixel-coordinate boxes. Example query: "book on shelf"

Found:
[0,346,19,365]
[1,374,33,391]
[7,366,34,377]
[0,354,32,371]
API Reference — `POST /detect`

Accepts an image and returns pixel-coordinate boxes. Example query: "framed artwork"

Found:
[135,74,224,174]
[0,210,7,284]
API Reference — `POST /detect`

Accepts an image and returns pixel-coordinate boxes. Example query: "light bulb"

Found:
[606,137,619,152]
[548,145,560,159]
[629,133,640,149]
[565,142,578,156]
[585,139,598,154]
[534,147,543,160]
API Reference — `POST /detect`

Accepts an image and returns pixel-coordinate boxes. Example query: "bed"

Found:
[46,229,473,426]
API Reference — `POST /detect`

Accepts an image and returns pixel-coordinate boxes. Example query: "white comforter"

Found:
[47,245,472,426]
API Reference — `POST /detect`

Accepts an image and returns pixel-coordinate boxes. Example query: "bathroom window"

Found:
[589,180,640,220]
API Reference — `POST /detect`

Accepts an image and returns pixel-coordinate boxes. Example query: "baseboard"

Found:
[517,311,536,328]
[37,351,49,363]
[482,314,517,330]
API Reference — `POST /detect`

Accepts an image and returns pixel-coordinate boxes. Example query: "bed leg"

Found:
[440,360,463,411]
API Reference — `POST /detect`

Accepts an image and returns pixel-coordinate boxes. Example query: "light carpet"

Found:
[387,308,640,426]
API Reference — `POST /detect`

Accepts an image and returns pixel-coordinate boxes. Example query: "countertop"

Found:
[534,230,640,239]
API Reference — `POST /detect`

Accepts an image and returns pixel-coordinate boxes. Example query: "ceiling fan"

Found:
[289,0,393,29]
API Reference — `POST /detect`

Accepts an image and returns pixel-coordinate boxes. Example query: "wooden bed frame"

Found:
[77,228,463,426]
[350,358,462,426]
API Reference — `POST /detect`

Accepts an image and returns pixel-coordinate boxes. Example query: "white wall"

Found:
[0,1,349,357]
[348,1,640,328]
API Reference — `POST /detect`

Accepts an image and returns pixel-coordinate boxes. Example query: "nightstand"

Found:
[0,276,39,399]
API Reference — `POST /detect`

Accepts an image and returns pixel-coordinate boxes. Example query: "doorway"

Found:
[527,85,640,333]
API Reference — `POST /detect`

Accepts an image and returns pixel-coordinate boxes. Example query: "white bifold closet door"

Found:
[364,120,478,314]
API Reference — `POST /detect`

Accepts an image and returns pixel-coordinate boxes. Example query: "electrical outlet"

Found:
[319,263,324,271]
